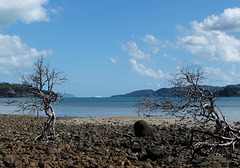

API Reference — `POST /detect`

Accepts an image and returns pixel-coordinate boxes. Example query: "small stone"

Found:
[133,142,140,146]
[15,160,24,168]
[96,148,108,155]
[47,147,59,154]
[29,160,37,167]
[0,160,4,167]
[3,155,15,166]
[61,154,70,159]
[199,161,222,168]
[143,163,153,168]
[127,153,138,161]
[146,147,169,161]
[162,155,174,165]
[233,149,240,155]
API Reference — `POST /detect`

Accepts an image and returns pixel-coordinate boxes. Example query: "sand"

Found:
[57,116,192,126]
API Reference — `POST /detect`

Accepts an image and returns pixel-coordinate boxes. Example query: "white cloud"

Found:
[179,7,240,63]
[0,34,51,74]
[195,7,240,33]
[205,67,232,82]
[151,46,159,54]
[50,6,63,15]
[0,0,56,74]
[129,59,164,79]
[204,66,240,85]
[110,57,117,63]
[0,0,50,27]
[163,53,181,64]
[156,83,161,88]
[122,41,150,60]
[142,34,160,45]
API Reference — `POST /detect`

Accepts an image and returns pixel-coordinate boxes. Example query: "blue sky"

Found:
[1,1,240,97]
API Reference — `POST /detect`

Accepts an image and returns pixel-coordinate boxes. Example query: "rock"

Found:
[0,149,5,156]
[131,141,142,153]
[3,155,15,166]
[233,149,240,155]
[127,153,138,161]
[161,155,174,165]
[192,156,230,167]
[96,148,108,156]
[0,160,5,167]
[14,160,24,168]
[29,160,37,167]
[61,154,70,159]
[47,147,59,154]
[143,163,153,168]
[146,146,169,161]
[198,161,222,168]
[171,158,185,166]
[205,156,230,165]
[133,120,155,137]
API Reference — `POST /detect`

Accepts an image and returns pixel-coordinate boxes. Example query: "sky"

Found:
[1,1,240,97]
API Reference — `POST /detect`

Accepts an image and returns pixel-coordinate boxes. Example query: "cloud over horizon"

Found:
[179,7,240,63]
[122,35,168,81]
[0,34,51,74]
[122,7,240,88]
[0,0,53,74]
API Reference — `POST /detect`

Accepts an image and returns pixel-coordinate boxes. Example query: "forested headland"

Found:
[0,82,29,98]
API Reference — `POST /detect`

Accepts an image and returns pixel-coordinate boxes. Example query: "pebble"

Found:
[0,114,237,167]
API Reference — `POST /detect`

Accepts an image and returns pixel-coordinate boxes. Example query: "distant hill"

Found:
[62,93,76,98]
[112,89,156,97]
[112,84,240,98]
[0,82,57,98]
[225,84,240,89]
[0,82,29,98]
[219,87,240,97]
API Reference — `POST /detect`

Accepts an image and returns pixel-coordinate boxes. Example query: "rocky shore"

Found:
[0,114,239,167]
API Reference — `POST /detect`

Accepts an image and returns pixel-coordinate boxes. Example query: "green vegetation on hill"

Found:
[112,84,240,98]
[0,82,25,98]
[218,87,240,97]
[0,82,37,98]
[0,82,59,98]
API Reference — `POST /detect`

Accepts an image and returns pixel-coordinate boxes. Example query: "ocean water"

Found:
[0,97,240,123]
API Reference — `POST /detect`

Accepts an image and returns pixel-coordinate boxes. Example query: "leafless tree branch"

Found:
[8,56,67,140]
[137,64,240,155]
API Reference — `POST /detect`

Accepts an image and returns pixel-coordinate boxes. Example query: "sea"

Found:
[0,97,240,124]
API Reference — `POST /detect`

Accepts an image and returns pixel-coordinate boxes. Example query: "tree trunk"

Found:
[35,106,56,140]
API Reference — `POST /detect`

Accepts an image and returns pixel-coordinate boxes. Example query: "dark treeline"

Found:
[0,82,40,98]
[0,82,57,98]
[218,87,240,97]
[0,82,27,98]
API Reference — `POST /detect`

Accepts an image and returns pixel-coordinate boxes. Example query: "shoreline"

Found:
[57,115,193,126]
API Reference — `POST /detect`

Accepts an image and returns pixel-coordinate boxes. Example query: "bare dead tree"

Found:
[137,65,240,154]
[10,57,67,140]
